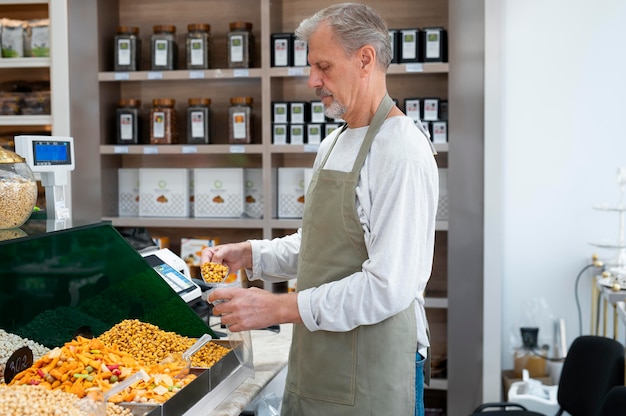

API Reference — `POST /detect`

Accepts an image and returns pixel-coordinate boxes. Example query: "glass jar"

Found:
[114,26,141,71]
[151,25,177,70]
[186,23,211,69]
[227,22,254,68]
[228,96,253,144]
[150,98,178,144]
[116,99,142,144]
[187,98,211,144]
[0,147,37,229]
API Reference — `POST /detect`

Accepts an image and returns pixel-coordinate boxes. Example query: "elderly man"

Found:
[203,3,438,415]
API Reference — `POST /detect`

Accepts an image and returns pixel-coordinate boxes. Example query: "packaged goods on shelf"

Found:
[24,19,50,57]
[227,21,254,68]
[116,99,142,144]
[423,27,448,63]
[186,23,211,69]
[139,168,190,217]
[228,96,253,144]
[432,121,448,144]
[306,124,323,145]
[186,98,211,144]
[309,101,325,123]
[114,25,141,71]
[277,167,306,219]
[181,237,220,267]
[1,18,24,57]
[151,25,177,70]
[193,168,244,218]
[289,124,304,145]
[149,98,178,144]
[272,123,288,144]
[244,168,263,219]
[399,28,423,63]
[118,168,140,216]
[271,33,292,67]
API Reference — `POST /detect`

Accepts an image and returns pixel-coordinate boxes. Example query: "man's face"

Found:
[307,23,359,120]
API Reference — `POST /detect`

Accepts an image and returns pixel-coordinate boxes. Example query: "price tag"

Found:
[405,63,424,73]
[114,72,130,81]
[182,145,198,154]
[287,67,305,77]
[188,70,205,79]
[143,146,158,154]
[229,145,245,153]
[233,69,249,77]
[4,346,33,384]
[113,146,129,154]
[148,71,163,80]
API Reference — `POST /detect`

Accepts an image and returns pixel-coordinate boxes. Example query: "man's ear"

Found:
[359,45,376,74]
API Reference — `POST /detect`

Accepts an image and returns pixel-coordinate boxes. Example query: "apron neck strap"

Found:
[350,94,394,174]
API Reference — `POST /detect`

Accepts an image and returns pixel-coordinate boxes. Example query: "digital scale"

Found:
[14,135,75,221]
[141,248,203,304]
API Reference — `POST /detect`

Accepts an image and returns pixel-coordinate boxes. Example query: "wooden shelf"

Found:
[104,216,265,229]
[0,57,50,68]
[0,115,52,126]
[98,68,264,82]
[100,144,263,155]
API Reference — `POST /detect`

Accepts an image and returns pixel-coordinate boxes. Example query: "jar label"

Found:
[230,34,244,63]
[190,38,205,66]
[154,39,169,67]
[117,39,131,66]
[153,111,166,138]
[191,110,205,138]
[401,30,417,60]
[274,38,288,66]
[120,113,134,140]
[232,111,247,139]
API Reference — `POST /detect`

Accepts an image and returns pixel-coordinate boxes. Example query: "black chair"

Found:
[597,386,626,416]
[469,335,625,416]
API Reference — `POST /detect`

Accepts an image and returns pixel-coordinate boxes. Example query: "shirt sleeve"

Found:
[247,230,302,283]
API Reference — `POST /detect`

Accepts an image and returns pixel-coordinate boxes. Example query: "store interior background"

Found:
[483,0,626,402]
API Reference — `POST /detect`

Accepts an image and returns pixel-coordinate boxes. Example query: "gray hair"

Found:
[295,3,392,69]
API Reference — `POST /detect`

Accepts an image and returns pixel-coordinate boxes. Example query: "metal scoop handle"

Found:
[182,333,213,361]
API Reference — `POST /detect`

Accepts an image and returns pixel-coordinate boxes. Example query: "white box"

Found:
[118,168,139,217]
[180,237,220,267]
[244,168,264,219]
[139,168,190,217]
[194,168,244,218]
[278,167,306,218]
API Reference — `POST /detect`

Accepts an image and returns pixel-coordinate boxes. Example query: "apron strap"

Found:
[349,94,394,176]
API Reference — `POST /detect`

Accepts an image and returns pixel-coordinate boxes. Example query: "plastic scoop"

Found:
[73,369,149,415]
[160,333,213,378]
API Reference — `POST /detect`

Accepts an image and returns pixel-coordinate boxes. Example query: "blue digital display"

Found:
[32,141,72,166]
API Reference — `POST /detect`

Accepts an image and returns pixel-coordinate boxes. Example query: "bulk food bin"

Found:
[0,220,254,416]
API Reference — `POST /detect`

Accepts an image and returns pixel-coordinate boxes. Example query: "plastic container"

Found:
[228,96,253,144]
[227,22,254,68]
[151,25,177,70]
[114,26,141,71]
[187,98,211,144]
[186,24,211,69]
[116,99,142,144]
[149,98,178,144]
[0,147,37,229]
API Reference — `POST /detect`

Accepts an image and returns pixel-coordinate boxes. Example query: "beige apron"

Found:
[281,95,417,415]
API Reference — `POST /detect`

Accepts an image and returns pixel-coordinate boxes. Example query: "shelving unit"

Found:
[68,0,456,412]
[0,0,69,136]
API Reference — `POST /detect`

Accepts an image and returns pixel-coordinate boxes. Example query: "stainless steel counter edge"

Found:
[185,323,293,416]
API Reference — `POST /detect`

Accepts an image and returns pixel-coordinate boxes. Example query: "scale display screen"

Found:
[32,140,73,166]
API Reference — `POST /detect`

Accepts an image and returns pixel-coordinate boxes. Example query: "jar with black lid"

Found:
[116,99,142,144]
[228,96,253,144]
[150,98,178,144]
[151,25,177,70]
[114,26,141,71]
[186,24,211,69]
[227,22,254,68]
[187,98,211,144]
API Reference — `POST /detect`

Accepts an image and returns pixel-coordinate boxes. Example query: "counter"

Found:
[186,324,292,416]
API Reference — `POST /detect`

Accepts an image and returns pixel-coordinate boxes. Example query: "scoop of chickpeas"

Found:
[201,262,229,283]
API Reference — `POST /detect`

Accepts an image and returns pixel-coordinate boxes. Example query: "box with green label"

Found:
[194,168,244,218]
[139,168,190,217]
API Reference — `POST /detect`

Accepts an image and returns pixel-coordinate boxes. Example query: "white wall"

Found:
[485,0,626,398]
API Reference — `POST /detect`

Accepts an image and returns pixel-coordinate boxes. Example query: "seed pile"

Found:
[0,175,37,229]
[201,262,230,283]
[0,330,50,383]
[97,319,230,368]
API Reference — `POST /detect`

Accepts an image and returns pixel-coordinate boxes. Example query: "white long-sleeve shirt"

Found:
[248,116,439,355]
